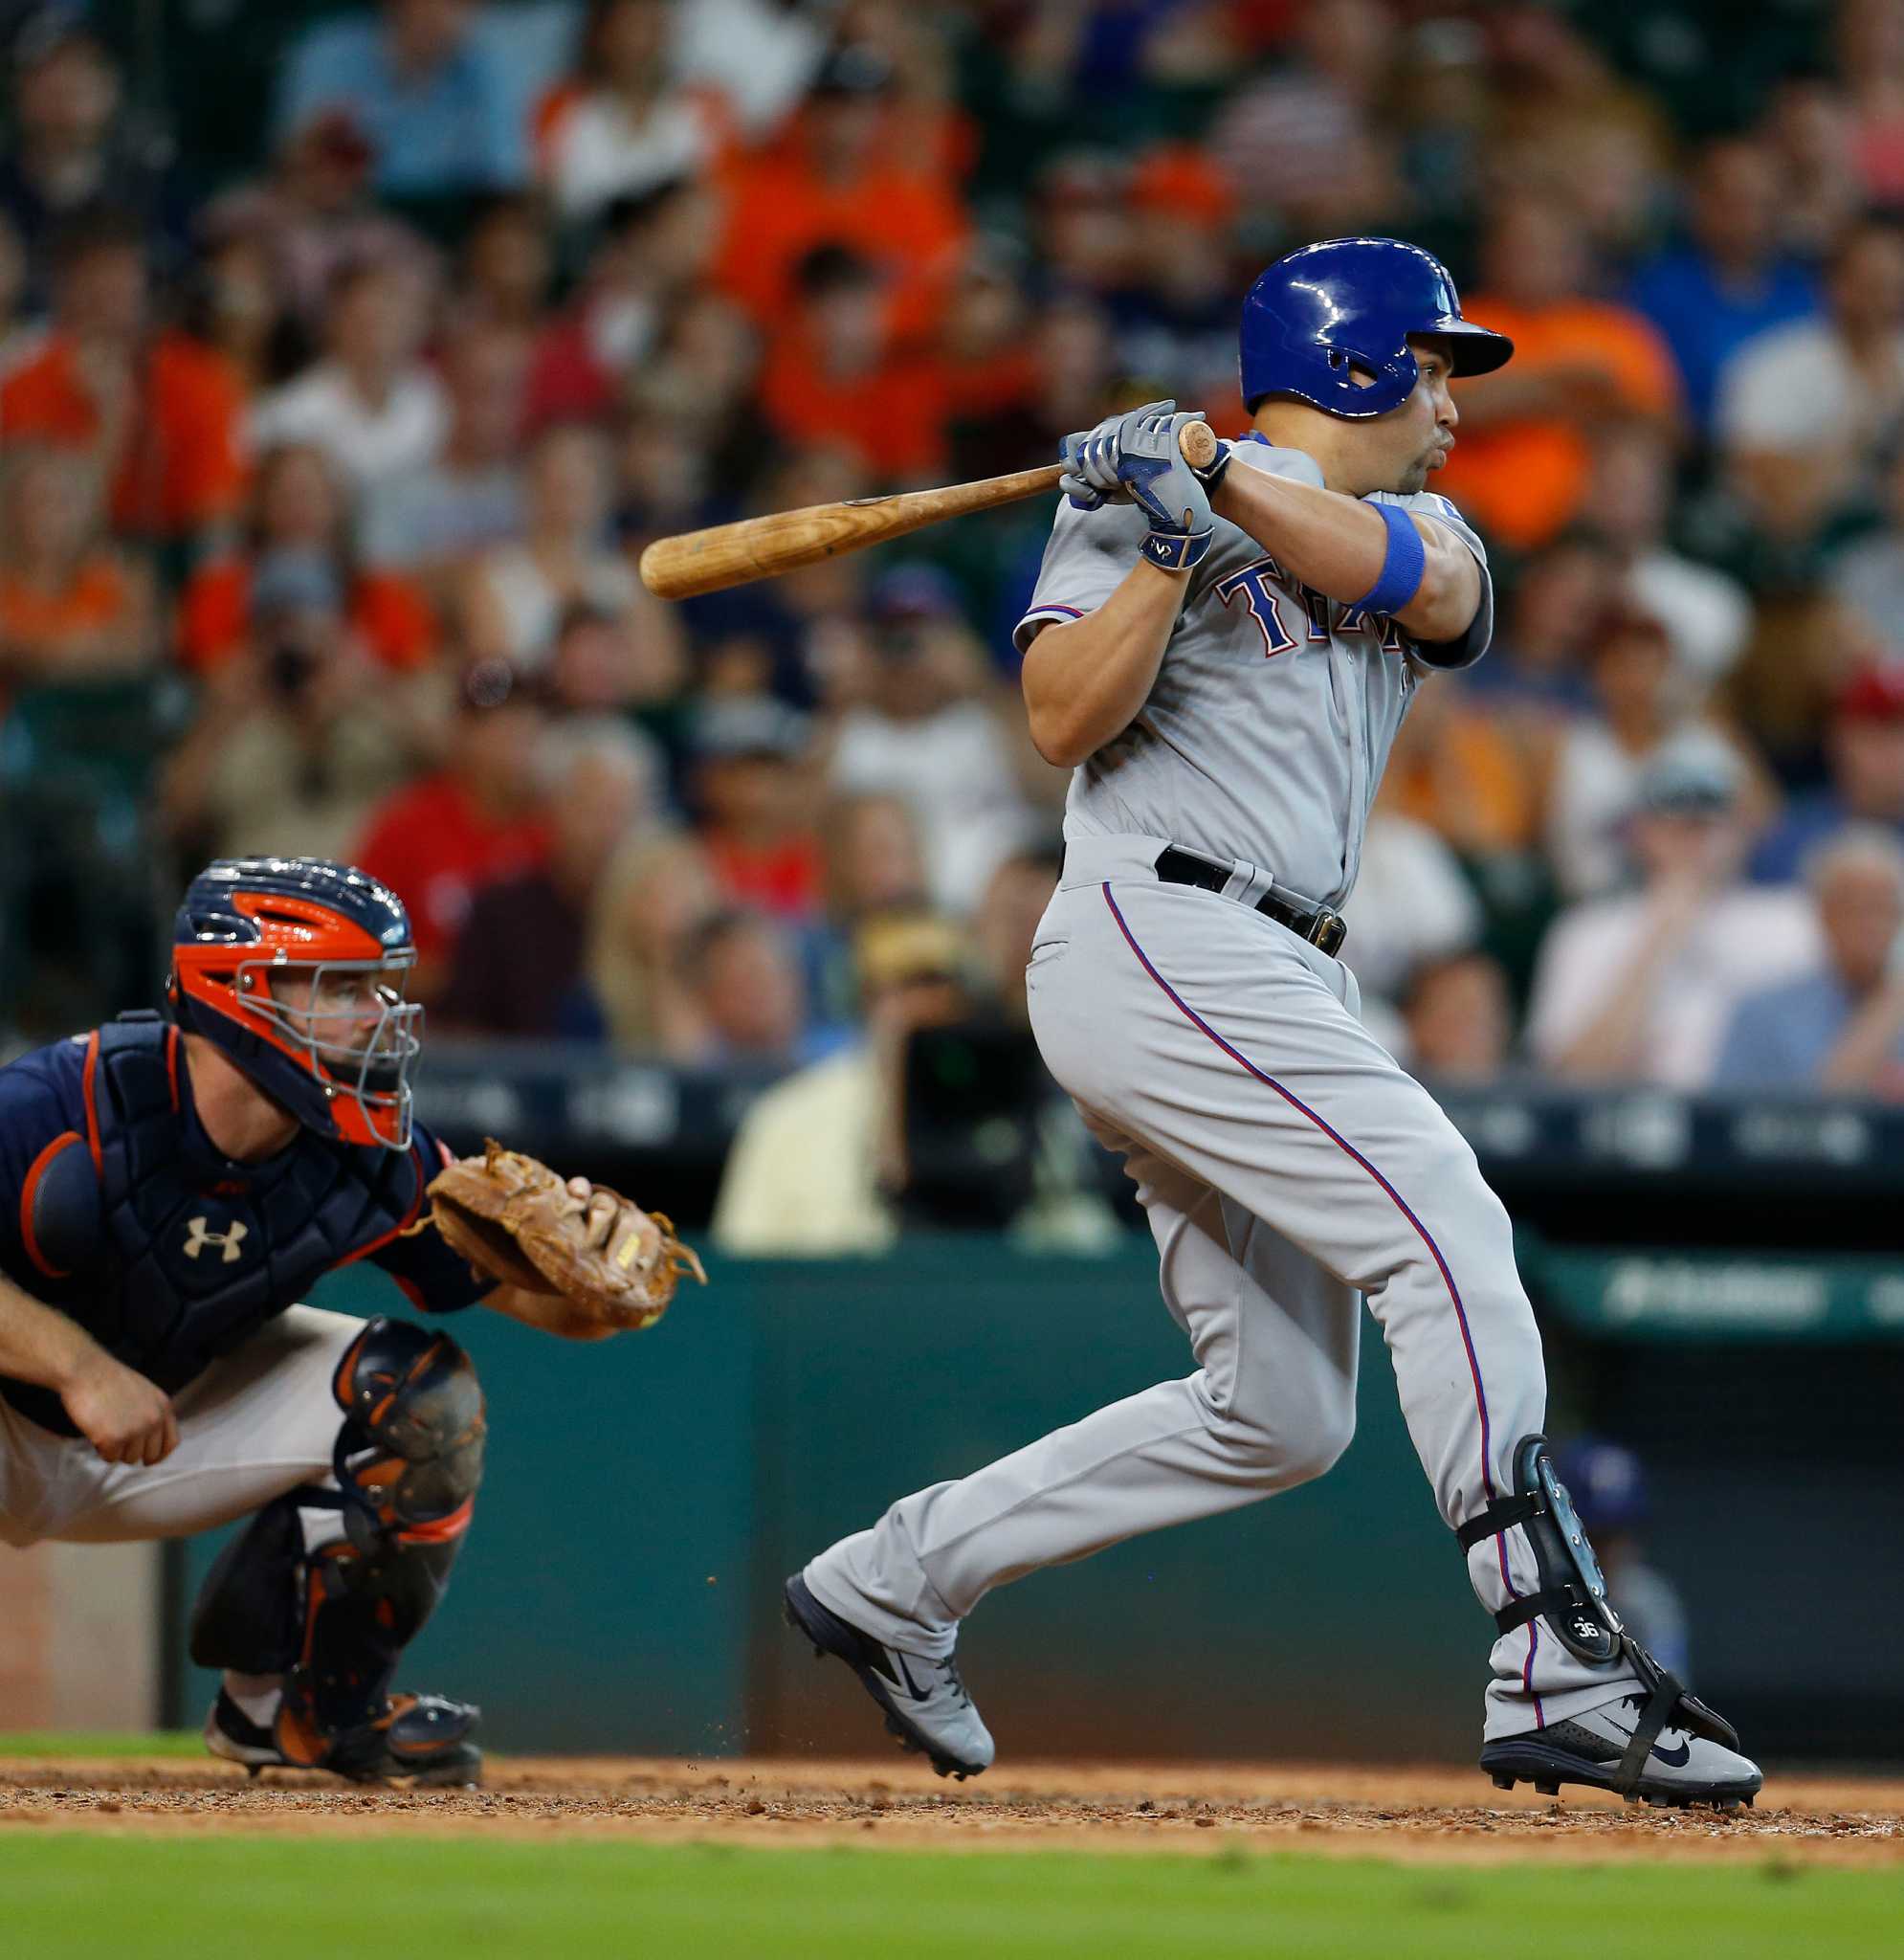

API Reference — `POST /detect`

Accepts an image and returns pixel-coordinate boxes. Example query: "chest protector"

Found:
[62,1014,427,1395]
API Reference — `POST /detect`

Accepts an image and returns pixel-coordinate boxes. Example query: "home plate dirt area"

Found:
[1,1756,1898,1866]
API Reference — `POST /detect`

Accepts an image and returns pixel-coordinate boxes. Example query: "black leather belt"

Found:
[1153,846,1348,958]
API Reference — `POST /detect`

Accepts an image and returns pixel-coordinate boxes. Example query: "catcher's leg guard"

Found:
[192,1318,486,1784]
[1461,1435,1753,1804]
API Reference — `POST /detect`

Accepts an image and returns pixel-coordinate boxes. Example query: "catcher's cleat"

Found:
[205,1686,483,1788]
[1481,1694,1762,1809]
[783,1572,994,1780]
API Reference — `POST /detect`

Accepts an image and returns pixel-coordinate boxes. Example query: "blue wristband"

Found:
[1143,525,1214,572]
[1354,501,1426,616]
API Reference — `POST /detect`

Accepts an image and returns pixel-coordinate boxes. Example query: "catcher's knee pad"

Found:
[190,1318,485,1741]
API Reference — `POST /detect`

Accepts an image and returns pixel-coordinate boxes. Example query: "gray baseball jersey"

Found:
[807,440,1634,1752]
[1012,438,1494,908]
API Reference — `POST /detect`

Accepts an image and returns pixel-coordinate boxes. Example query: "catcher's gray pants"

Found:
[807,833,1636,1740]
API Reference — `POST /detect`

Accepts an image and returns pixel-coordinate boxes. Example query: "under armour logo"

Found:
[183,1216,249,1263]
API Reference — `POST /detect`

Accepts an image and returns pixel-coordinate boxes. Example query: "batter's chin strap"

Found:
[1458,1434,1740,1796]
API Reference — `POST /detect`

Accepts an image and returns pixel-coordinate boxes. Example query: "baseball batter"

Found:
[0,857,694,1785]
[786,238,1760,1807]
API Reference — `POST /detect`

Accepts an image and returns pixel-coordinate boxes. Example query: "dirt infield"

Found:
[1,1754,1899,1865]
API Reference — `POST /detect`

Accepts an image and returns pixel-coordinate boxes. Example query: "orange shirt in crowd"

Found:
[0,331,247,538]
[0,555,137,667]
[711,122,968,345]
[176,559,437,675]
[353,773,552,969]
[758,328,949,480]
[1432,297,1679,552]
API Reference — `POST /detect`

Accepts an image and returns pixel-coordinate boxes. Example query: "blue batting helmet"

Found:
[170,857,422,1150]
[1238,236,1514,419]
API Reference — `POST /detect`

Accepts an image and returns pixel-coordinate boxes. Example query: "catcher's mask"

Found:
[169,857,422,1150]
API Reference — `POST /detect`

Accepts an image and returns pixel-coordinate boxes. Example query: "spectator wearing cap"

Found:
[1526,732,1820,1088]
[350,661,554,998]
[0,9,179,305]
[1716,217,1904,551]
[758,243,949,479]
[828,562,1046,915]
[712,908,975,1255]
[0,207,245,543]
[438,718,659,1038]
[1432,189,1681,555]
[1626,136,1821,434]
[275,0,529,201]
[1751,659,1904,881]
[360,321,528,595]
[177,441,437,677]
[1714,825,1904,1096]
[159,546,437,865]
[710,42,967,349]
[250,257,447,500]
[534,0,735,228]
[691,696,823,921]
[0,441,151,686]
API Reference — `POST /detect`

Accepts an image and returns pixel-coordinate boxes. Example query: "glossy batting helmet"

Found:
[169,858,421,1149]
[1238,236,1514,419]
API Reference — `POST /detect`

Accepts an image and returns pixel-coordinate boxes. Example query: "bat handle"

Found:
[1178,420,1219,471]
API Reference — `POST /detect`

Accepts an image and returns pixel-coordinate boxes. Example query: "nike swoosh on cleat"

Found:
[1651,1739,1692,1768]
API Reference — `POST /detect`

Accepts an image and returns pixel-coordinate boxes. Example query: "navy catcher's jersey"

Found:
[0,1016,490,1437]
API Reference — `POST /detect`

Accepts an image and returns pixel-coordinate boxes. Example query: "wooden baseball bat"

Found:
[638,421,1220,601]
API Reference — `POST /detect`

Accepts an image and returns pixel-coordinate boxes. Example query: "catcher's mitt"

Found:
[417,1140,705,1331]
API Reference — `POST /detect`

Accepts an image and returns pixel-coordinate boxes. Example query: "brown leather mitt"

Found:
[422,1140,705,1331]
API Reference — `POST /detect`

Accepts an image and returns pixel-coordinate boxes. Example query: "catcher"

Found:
[0,857,701,1786]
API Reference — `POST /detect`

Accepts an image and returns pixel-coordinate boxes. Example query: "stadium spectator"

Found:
[0,444,151,682]
[1400,951,1515,1083]
[1827,443,1904,656]
[1837,0,1904,204]
[1433,190,1680,553]
[1716,217,1904,551]
[438,718,658,1037]
[535,0,733,228]
[251,257,446,498]
[199,109,434,336]
[1527,733,1820,1088]
[1760,74,1863,257]
[461,420,654,673]
[360,321,529,589]
[670,0,829,140]
[583,827,720,1058]
[351,660,553,996]
[1585,423,1752,699]
[1339,810,1485,1020]
[685,907,812,1066]
[1752,659,1904,880]
[1026,150,1133,303]
[547,598,687,721]
[969,842,1061,1033]
[1714,825,1904,1095]
[759,243,948,480]
[806,791,931,1026]
[710,42,967,347]
[158,547,434,864]
[1545,605,1703,902]
[690,695,823,922]
[0,9,175,304]
[275,0,528,200]
[1627,137,1820,434]
[527,178,719,430]
[712,909,973,1254]
[176,441,437,676]
[828,563,1045,913]
[948,292,1115,484]
[187,228,296,402]
[1467,535,1610,718]
[1381,669,1541,859]
[0,207,245,542]
[455,193,553,334]
[0,210,36,375]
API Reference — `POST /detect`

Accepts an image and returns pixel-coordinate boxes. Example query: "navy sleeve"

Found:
[365,1122,498,1313]
[0,1039,93,1291]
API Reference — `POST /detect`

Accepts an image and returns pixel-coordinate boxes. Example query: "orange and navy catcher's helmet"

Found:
[169,858,422,1149]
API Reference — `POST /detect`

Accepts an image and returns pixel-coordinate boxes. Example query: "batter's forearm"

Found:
[1207,469,1479,643]
[0,1271,107,1391]
[1020,561,1187,768]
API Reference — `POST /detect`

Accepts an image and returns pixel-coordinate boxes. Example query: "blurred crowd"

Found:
[6,0,1904,1237]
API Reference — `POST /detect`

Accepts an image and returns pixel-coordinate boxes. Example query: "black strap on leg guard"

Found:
[1459,1433,1740,1795]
